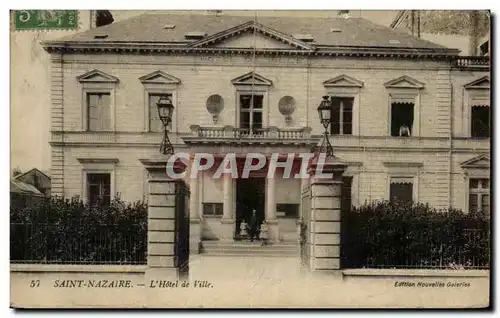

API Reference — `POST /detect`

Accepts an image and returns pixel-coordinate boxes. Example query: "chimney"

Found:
[469,10,480,56]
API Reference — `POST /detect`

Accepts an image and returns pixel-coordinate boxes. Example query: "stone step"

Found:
[200,240,299,257]
[201,252,298,258]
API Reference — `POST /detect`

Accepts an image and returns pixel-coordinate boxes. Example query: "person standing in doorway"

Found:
[260,220,269,246]
[249,209,258,242]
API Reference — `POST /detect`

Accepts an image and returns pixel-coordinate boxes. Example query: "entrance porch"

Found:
[191,156,308,244]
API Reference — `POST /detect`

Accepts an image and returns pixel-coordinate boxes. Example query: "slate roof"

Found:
[14,168,51,181]
[10,180,44,196]
[50,13,453,52]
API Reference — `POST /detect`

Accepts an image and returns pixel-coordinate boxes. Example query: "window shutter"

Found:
[88,94,100,131]
[100,94,111,131]
[330,97,341,134]
[149,94,163,132]
[342,98,353,135]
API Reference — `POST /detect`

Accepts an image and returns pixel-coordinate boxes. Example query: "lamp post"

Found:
[157,95,175,155]
[316,95,334,157]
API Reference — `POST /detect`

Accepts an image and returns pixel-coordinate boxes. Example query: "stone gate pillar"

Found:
[140,158,185,279]
[307,155,347,273]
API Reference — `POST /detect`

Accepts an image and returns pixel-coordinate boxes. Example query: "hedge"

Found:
[341,200,490,269]
[10,197,148,264]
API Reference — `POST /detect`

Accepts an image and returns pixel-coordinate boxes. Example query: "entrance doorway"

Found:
[235,178,265,238]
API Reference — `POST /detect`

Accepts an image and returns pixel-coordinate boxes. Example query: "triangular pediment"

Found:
[461,154,490,168]
[465,76,490,89]
[231,72,273,86]
[139,70,181,85]
[384,75,425,89]
[188,21,315,51]
[212,31,294,50]
[77,69,119,83]
[323,75,364,88]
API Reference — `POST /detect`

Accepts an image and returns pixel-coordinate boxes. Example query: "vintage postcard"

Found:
[9,9,491,309]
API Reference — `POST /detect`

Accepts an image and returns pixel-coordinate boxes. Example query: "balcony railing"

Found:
[189,125,312,140]
[455,56,489,70]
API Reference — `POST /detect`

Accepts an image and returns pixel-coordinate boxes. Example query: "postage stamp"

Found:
[12,10,78,31]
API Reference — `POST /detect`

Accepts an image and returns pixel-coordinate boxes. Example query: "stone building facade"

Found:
[43,13,490,242]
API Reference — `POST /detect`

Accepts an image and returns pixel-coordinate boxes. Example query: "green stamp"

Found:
[13,10,78,31]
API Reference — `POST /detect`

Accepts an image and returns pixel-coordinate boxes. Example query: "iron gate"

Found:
[300,183,311,268]
[175,180,190,279]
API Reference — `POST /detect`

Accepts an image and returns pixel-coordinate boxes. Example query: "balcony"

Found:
[183,125,316,147]
[455,56,489,71]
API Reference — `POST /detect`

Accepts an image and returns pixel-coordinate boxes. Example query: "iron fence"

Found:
[10,222,147,265]
[341,227,490,270]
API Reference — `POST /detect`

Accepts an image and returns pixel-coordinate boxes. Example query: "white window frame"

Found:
[81,85,116,132]
[383,162,422,202]
[463,168,490,214]
[464,89,490,138]
[466,178,490,213]
[387,91,421,137]
[77,70,118,132]
[235,87,269,129]
[327,95,357,136]
[144,89,177,132]
[77,158,118,203]
[139,71,181,133]
[325,89,361,136]
[388,176,418,203]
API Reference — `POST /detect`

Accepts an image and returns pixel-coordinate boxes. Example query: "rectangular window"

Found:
[276,204,299,218]
[341,176,353,213]
[471,105,490,138]
[239,94,263,130]
[202,203,223,216]
[391,102,414,137]
[149,93,172,132]
[390,178,413,204]
[87,173,111,207]
[469,178,490,214]
[330,97,353,135]
[87,93,111,131]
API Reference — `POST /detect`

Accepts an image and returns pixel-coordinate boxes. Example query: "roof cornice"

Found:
[42,41,460,60]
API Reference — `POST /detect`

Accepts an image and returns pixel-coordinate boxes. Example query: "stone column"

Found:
[307,155,347,273]
[220,172,234,240]
[140,159,178,280]
[266,175,279,242]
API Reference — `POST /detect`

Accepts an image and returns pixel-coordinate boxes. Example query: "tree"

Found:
[419,10,490,37]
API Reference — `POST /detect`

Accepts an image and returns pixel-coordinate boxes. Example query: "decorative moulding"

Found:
[77,158,119,164]
[464,76,490,89]
[383,162,423,168]
[384,75,425,89]
[323,74,364,88]
[77,69,119,83]
[231,71,273,86]
[139,70,181,85]
[460,154,490,168]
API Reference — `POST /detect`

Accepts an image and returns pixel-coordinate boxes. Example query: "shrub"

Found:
[341,200,490,269]
[10,196,148,264]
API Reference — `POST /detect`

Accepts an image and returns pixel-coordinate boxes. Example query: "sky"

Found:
[10,10,399,174]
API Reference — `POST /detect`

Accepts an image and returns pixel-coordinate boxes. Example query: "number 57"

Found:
[29,280,40,288]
